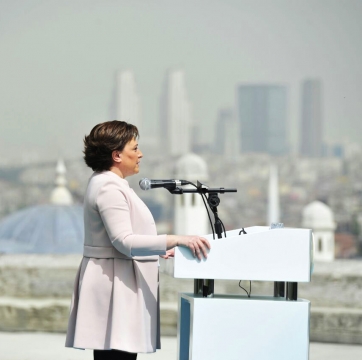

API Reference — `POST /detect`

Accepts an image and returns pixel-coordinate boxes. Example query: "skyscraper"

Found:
[159,69,192,157]
[237,85,288,155]
[214,108,239,159]
[300,79,323,157]
[109,70,141,128]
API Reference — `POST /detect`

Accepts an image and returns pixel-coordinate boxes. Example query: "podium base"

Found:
[177,293,310,360]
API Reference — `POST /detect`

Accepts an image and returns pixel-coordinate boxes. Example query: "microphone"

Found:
[139,178,189,191]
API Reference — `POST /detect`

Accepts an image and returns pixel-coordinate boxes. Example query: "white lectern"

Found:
[170,226,313,360]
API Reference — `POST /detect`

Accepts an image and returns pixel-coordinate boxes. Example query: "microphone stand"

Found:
[168,181,237,297]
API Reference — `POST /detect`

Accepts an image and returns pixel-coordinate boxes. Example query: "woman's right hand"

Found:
[166,235,211,260]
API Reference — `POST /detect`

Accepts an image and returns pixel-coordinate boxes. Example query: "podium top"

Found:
[171,226,313,282]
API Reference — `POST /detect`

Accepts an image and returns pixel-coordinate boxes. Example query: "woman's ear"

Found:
[111,150,122,163]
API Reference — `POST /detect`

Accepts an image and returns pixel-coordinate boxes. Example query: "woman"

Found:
[65,120,210,360]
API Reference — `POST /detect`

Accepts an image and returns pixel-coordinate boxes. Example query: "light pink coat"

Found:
[65,171,167,353]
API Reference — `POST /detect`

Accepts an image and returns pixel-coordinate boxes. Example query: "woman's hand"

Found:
[166,235,211,260]
[160,249,175,259]
[166,235,210,260]
[180,235,210,260]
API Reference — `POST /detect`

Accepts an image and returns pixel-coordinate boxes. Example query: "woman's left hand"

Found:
[160,249,175,259]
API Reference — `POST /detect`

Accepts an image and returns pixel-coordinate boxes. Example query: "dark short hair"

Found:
[83,120,139,172]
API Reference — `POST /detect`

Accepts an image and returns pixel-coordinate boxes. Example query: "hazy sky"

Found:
[0,0,361,163]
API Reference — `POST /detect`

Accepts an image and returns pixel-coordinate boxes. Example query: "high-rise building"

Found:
[214,108,239,159]
[237,85,288,155]
[300,79,323,157]
[109,70,141,128]
[159,69,192,157]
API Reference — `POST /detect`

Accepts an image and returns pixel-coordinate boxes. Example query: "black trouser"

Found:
[94,349,137,360]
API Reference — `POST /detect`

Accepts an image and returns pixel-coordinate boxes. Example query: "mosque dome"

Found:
[302,201,336,230]
[0,204,83,253]
[0,159,83,254]
[175,153,208,181]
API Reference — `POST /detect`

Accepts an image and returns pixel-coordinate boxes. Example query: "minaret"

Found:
[267,163,280,225]
[174,153,209,236]
[50,159,73,205]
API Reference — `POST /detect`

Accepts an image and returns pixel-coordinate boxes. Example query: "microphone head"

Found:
[139,178,151,190]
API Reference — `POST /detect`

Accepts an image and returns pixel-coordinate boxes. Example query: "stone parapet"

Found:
[310,307,362,345]
[0,254,80,298]
[1,255,362,344]
[0,297,69,332]
[0,296,177,335]
[1,297,361,345]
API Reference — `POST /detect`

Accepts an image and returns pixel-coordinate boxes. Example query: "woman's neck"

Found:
[109,166,125,179]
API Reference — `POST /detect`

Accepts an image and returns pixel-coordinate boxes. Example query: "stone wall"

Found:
[0,254,77,332]
[0,254,361,344]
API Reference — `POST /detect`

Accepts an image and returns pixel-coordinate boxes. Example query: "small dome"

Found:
[0,204,84,254]
[175,153,208,181]
[302,201,336,230]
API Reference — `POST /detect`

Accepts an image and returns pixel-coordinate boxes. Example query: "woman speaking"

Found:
[65,120,210,360]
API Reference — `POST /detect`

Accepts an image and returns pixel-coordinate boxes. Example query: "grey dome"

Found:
[175,153,208,181]
[302,201,336,230]
[0,204,84,254]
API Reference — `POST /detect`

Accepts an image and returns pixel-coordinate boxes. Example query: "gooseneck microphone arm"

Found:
[168,181,236,239]
[140,178,237,298]
[177,181,237,298]
[139,178,237,238]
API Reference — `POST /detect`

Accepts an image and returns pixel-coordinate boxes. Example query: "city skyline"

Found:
[0,1,362,163]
